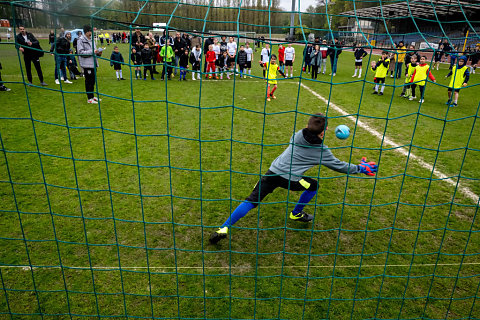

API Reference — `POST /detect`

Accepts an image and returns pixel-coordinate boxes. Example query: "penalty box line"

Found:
[300,83,479,204]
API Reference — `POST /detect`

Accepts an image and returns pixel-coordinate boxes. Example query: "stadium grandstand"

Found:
[340,0,480,49]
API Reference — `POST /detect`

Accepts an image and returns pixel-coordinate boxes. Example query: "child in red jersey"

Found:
[278,44,285,73]
[409,55,436,103]
[205,44,217,79]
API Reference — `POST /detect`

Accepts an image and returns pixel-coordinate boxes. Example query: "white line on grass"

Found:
[300,83,479,204]
[2,261,480,271]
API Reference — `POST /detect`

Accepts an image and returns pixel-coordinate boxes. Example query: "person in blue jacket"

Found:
[209,113,378,244]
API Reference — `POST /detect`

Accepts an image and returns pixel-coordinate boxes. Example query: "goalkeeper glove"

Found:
[358,157,378,176]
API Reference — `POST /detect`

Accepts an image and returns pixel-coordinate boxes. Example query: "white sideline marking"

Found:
[301,83,480,204]
[2,262,480,271]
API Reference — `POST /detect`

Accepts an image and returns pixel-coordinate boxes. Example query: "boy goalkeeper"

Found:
[209,113,378,244]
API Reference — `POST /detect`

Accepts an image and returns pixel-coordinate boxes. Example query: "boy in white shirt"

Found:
[227,36,237,77]
[284,43,295,77]
[261,43,270,77]
[245,42,254,77]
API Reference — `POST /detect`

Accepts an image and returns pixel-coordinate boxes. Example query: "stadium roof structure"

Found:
[342,0,480,20]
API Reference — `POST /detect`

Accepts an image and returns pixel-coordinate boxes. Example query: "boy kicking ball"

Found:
[209,113,378,244]
[259,54,286,101]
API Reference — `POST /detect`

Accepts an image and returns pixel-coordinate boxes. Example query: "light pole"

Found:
[289,0,295,39]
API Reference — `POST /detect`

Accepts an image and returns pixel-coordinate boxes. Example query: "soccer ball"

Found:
[335,125,350,139]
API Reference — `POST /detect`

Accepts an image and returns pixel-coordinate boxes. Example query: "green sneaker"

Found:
[289,211,313,222]
[209,227,229,244]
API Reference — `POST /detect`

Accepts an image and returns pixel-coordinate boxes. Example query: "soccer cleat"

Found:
[271,95,277,99]
[409,96,416,101]
[209,227,229,244]
[378,92,384,96]
[40,82,48,86]
[0,86,11,91]
[358,75,361,78]
[93,97,102,102]
[64,79,72,84]
[445,100,451,105]
[87,98,98,104]
[55,79,60,85]
[352,74,357,77]
[372,91,378,95]
[289,211,313,222]
[400,93,405,97]
[419,99,424,103]
[267,97,271,101]
[120,78,126,80]
[449,103,458,108]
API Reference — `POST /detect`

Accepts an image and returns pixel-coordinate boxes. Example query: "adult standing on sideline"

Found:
[132,28,145,51]
[48,30,55,51]
[395,41,406,79]
[173,32,186,76]
[54,31,72,84]
[160,30,174,48]
[77,25,101,104]
[403,44,420,76]
[182,33,191,50]
[73,31,82,53]
[16,25,47,86]
[327,38,342,76]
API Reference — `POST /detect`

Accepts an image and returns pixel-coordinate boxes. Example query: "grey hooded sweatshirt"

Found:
[269,129,360,181]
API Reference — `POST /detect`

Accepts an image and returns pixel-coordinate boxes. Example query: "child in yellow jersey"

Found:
[259,54,286,101]
[444,56,470,108]
[401,55,417,98]
[371,51,390,96]
[409,56,436,102]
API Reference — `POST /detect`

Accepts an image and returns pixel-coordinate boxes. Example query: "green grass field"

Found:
[1,39,479,319]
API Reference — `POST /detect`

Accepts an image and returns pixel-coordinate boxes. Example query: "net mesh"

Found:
[1,0,480,319]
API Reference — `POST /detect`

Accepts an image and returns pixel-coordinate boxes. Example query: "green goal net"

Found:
[0,0,479,319]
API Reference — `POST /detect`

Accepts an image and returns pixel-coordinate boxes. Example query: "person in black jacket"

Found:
[54,31,72,84]
[352,44,367,78]
[131,47,142,79]
[326,38,342,76]
[73,31,82,54]
[0,61,11,92]
[178,49,189,81]
[159,30,174,48]
[110,46,125,80]
[182,33,191,50]
[403,44,420,76]
[237,45,248,78]
[132,28,145,51]
[173,32,186,76]
[303,43,314,74]
[16,25,47,86]
[141,44,155,80]
[48,30,55,52]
